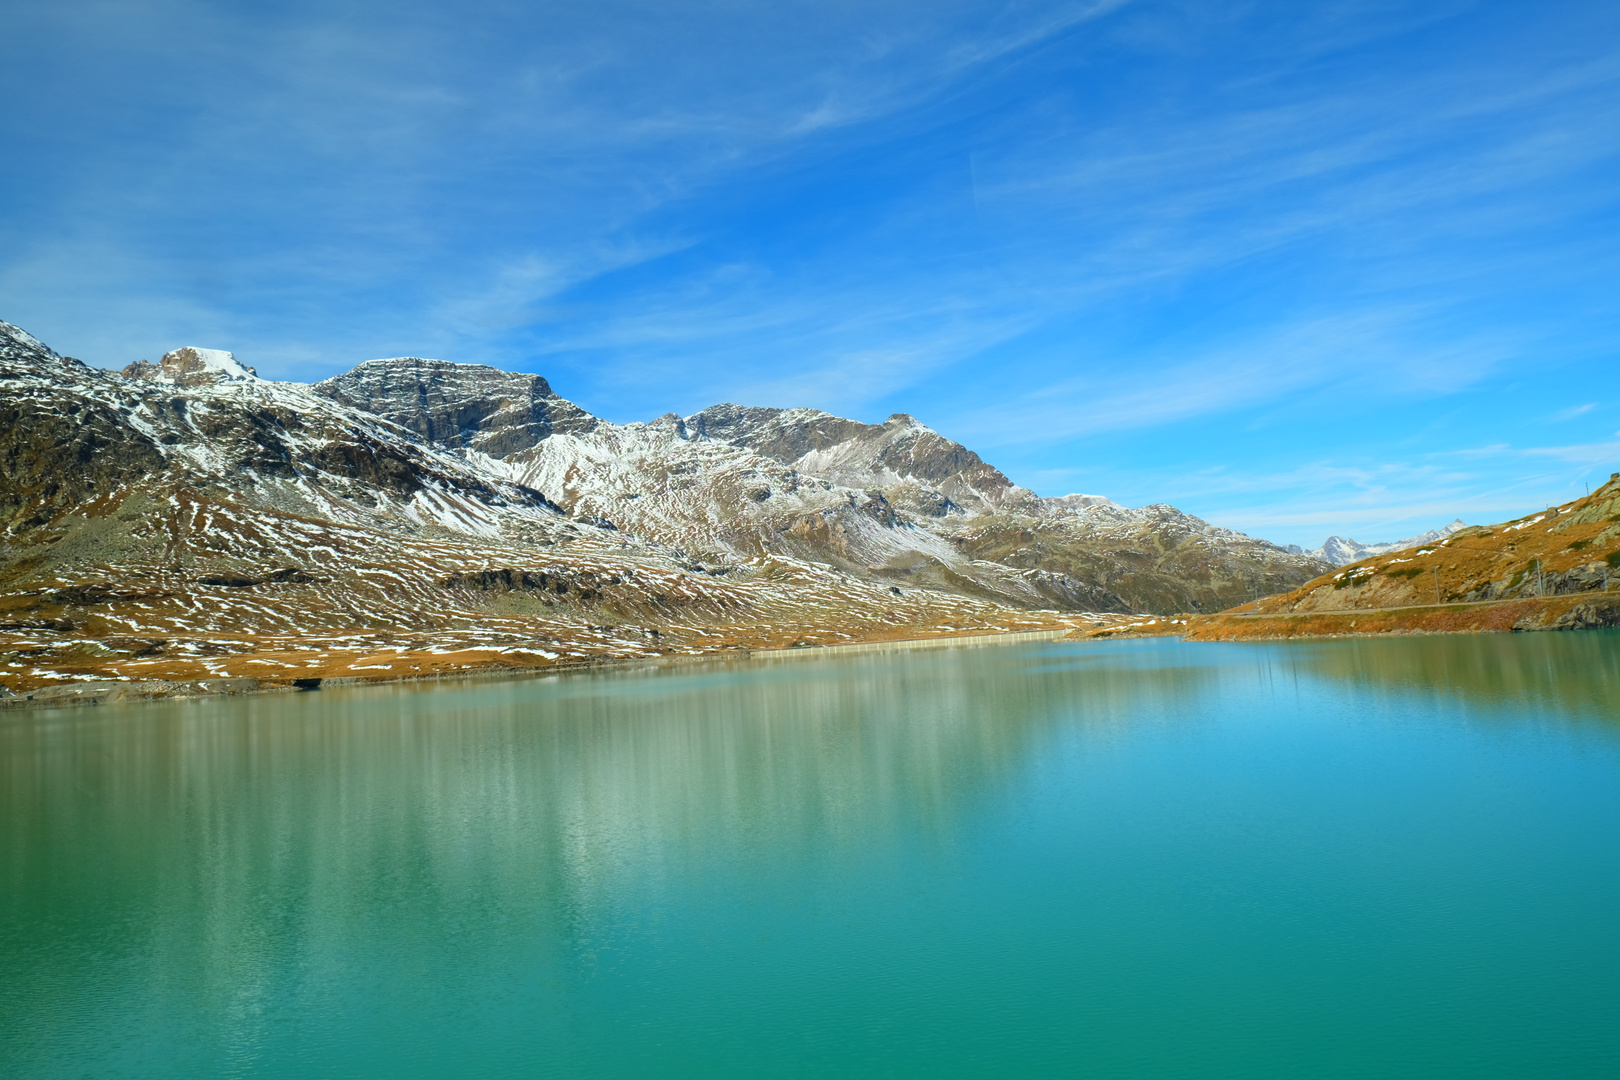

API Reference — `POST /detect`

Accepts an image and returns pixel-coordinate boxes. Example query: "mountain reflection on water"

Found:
[1,644,1216,928]
[3,633,1618,1079]
[1289,629,1620,722]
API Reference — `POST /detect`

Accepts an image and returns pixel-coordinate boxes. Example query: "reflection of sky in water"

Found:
[3,633,1619,1077]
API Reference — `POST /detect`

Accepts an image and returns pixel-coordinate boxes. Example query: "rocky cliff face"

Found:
[0,325,167,529]
[949,500,1326,615]
[315,357,599,458]
[0,320,599,593]
[684,404,1030,515]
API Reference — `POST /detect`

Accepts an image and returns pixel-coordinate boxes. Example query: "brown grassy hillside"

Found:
[1154,471,1620,641]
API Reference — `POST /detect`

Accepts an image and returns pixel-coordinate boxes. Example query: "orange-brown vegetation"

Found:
[1076,473,1620,643]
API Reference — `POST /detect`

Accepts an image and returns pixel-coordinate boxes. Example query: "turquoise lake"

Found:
[3,633,1620,1078]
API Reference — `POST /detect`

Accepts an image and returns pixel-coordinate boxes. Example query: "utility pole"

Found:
[1433,566,1442,605]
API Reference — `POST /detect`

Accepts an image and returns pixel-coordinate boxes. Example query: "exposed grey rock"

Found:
[1547,600,1620,630]
[1466,559,1620,602]
[1041,493,1122,514]
[950,499,1331,614]
[686,404,1026,514]
[1,321,167,529]
[314,357,598,458]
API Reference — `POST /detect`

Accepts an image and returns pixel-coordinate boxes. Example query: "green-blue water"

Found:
[3,633,1620,1078]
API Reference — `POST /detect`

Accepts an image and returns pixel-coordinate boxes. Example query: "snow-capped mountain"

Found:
[315,355,1330,614]
[0,318,1334,698]
[1303,520,1469,567]
[7,320,1133,699]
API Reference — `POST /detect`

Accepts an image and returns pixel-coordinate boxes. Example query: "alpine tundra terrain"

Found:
[0,317,1331,703]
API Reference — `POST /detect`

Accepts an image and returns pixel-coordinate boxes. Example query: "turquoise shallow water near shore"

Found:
[3,633,1620,1078]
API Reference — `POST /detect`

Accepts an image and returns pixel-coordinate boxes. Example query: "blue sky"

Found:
[4,0,1618,547]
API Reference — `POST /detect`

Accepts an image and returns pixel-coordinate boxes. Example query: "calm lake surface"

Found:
[3,633,1620,1078]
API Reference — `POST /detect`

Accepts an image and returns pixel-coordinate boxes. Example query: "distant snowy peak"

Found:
[1308,519,1468,566]
[124,346,258,387]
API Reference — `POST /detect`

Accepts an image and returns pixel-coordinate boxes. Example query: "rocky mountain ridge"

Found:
[313,354,1329,613]
[315,357,599,457]
[0,318,1335,698]
[4,319,1128,699]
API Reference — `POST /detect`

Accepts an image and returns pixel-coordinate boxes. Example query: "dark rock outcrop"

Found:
[1,322,166,528]
[315,358,599,458]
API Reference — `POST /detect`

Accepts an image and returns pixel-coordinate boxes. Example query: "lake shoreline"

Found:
[1082,592,1620,642]
[6,597,1618,713]
[0,626,1085,712]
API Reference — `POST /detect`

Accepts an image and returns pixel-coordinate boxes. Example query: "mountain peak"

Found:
[0,319,61,360]
[1,318,94,377]
[124,346,259,387]
[1310,518,1469,567]
[313,356,597,456]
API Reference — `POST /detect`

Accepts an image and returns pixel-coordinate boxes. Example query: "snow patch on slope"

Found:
[172,347,257,382]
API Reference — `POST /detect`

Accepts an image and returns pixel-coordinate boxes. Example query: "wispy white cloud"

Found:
[5,0,1619,549]
[1521,440,1620,465]
[944,310,1513,448]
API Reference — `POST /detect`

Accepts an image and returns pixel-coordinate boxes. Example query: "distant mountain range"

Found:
[1,318,1335,696]
[1291,519,1470,567]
